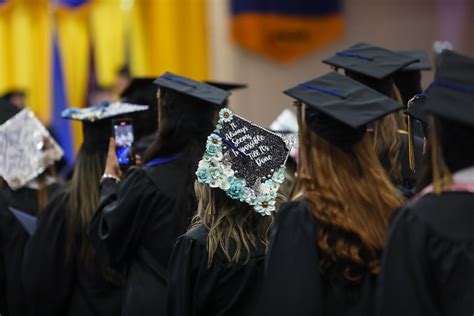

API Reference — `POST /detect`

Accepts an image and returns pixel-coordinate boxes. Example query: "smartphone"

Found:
[112,118,135,166]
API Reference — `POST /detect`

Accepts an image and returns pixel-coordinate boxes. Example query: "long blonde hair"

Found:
[192,182,274,266]
[295,111,403,281]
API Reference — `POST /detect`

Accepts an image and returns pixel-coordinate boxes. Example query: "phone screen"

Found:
[113,119,135,166]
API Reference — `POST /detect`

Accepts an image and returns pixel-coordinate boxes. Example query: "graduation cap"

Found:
[393,50,432,105]
[204,81,247,91]
[399,50,432,72]
[284,72,403,152]
[425,50,474,126]
[405,93,429,126]
[62,101,149,150]
[323,43,418,96]
[0,109,64,189]
[154,72,231,108]
[195,108,294,215]
[0,98,21,125]
[120,77,159,139]
[9,207,37,236]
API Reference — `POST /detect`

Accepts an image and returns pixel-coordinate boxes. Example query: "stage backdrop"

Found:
[230,0,344,63]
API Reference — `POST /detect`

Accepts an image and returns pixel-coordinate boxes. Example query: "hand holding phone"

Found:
[112,119,135,166]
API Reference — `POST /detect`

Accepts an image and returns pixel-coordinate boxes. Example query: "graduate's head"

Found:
[286,72,403,281]
[144,73,230,162]
[423,50,474,191]
[62,102,148,262]
[192,108,294,265]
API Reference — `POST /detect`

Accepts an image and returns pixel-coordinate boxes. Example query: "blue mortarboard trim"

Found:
[336,51,373,61]
[160,73,197,89]
[212,131,250,159]
[416,93,428,98]
[429,79,474,95]
[145,153,182,167]
[298,83,347,99]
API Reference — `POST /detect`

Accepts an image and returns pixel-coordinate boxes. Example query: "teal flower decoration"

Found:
[206,142,221,157]
[196,167,212,184]
[254,194,276,215]
[208,134,222,146]
[219,108,233,123]
[272,166,286,184]
[226,177,246,200]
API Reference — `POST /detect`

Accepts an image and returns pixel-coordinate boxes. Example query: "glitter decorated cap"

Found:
[62,101,149,150]
[195,108,294,215]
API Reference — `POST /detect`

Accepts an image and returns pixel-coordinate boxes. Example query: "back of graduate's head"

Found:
[144,88,217,162]
[192,182,273,266]
[67,144,107,261]
[297,119,403,280]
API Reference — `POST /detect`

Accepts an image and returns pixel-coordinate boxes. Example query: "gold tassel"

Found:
[156,88,162,128]
[406,97,416,173]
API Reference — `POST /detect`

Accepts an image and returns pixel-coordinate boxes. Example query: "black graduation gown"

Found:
[376,192,474,316]
[257,200,377,316]
[89,157,196,316]
[0,184,60,316]
[167,224,266,316]
[380,133,424,197]
[22,190,123,316]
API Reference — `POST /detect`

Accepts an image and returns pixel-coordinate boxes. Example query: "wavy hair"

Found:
[295,116,403,282]
[192,182,274,266]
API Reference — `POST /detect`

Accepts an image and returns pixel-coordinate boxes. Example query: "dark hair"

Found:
[144,88,217,163]
[436,116,474,173]
[67,146,107,262]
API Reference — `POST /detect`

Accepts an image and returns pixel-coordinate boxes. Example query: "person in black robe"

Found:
[21,102,147,316]
[167,108,292,316]
[0,99,62,316]
[376,49,474,316]
[323,43,424,196]
[88,73,231,315]
[257,72,404,316]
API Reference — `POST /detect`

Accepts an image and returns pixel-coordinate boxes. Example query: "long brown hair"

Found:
[296,118,403,282]
[192,182,274,266]
[67,146,106,262]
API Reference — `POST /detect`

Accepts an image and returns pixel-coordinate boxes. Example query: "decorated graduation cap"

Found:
[195,108,294,215]
[120,77,159,139]
[394,50,432,105]
[204,81,247,91]
[323,43,418,96]
[154,72,231,108]
[284,72,403,152]
[62,101,148,150]
[425,49,474,126]
[0,109,63,189]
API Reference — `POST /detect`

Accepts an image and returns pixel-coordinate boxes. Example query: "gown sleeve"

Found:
[167,234,206,316]
[89,167,167,268]
[22,192,77,316]
[376,208,440,316]
[257,200,323,316]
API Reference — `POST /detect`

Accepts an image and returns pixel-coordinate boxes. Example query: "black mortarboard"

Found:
[405,93,429,125]
[323,43,418,80]
[204,81,247,91]
[153,72,231,108]
[0,98,21,124]
[62,101,148,150]
[284,72,403,151]
[120,77,158,139]
[399,50,432,71]
[426,50,474,126]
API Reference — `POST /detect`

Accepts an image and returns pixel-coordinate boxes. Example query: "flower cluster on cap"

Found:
[195,108,287,216]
